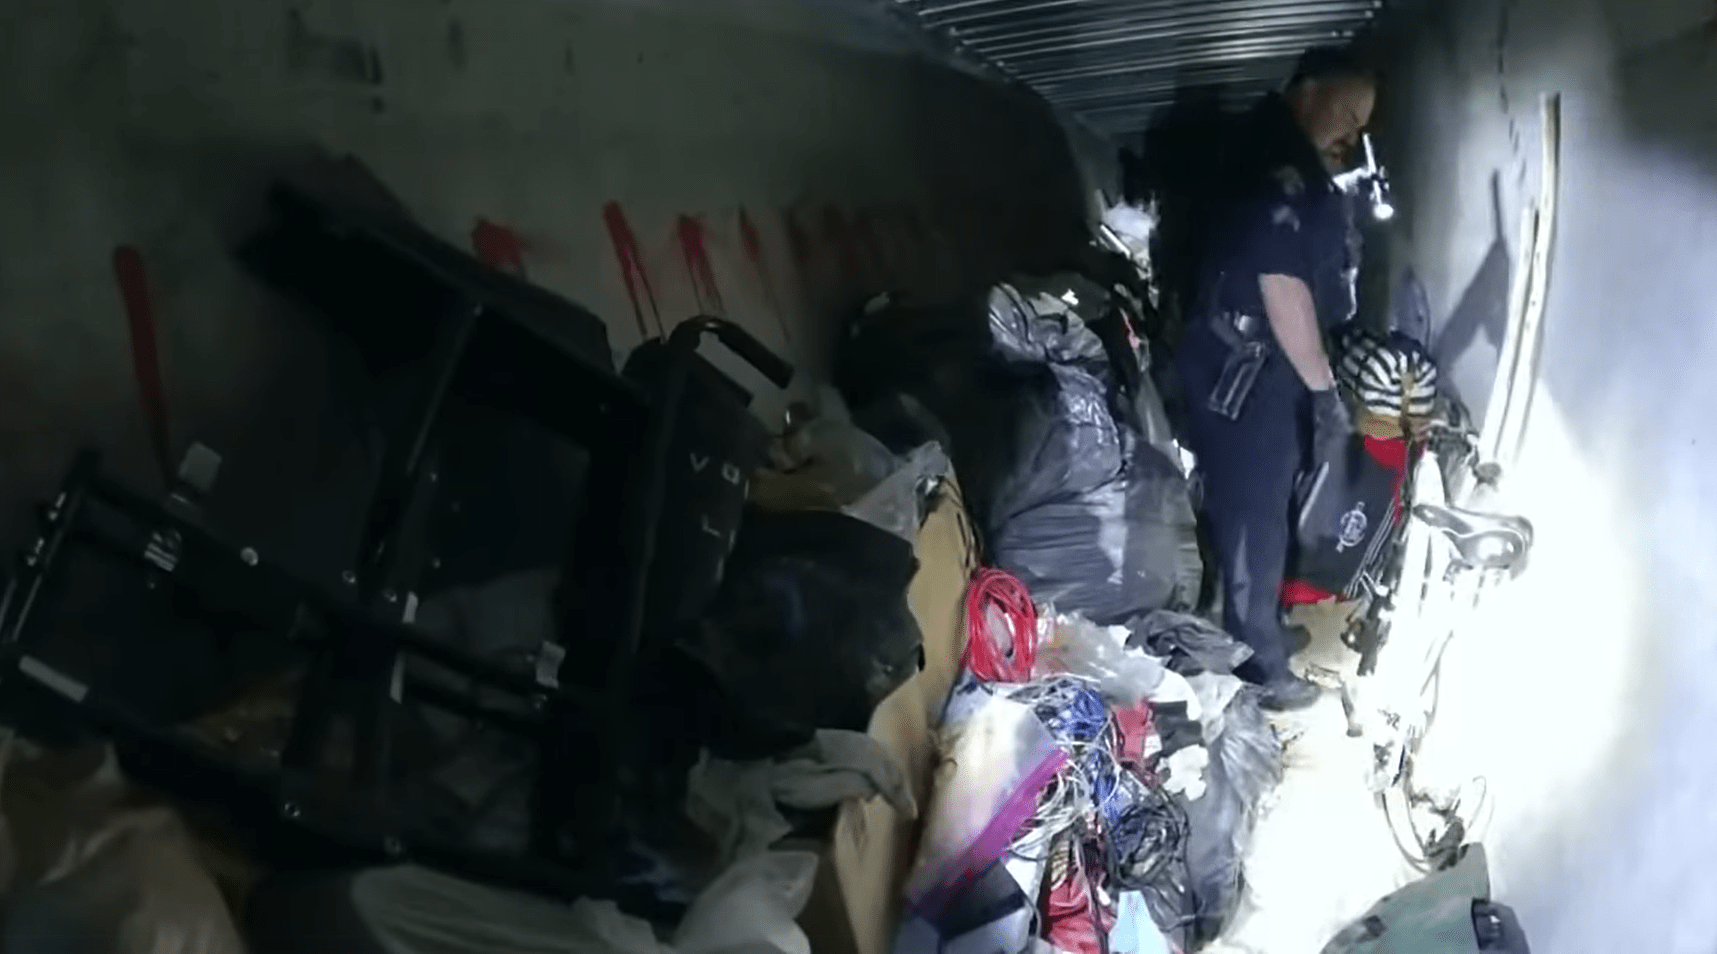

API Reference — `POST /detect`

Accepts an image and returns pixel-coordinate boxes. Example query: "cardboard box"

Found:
[800,490,976,954]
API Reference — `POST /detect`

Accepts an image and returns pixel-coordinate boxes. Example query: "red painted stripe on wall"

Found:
[737,207,790,345]
[471,218,529,276]
[674,214,725,316]
[111,245,172,485]
[602,202,663,339]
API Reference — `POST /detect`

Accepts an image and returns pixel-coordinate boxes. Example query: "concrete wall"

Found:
[1374,0,1717,949]
[0,0,1094,549]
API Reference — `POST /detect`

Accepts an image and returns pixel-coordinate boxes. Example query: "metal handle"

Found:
[670,316,793,389]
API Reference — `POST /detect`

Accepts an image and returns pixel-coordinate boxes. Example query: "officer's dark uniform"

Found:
[1174,94,1355,684]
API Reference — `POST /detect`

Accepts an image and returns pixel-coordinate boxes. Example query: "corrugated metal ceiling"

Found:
[893,0,1384,136]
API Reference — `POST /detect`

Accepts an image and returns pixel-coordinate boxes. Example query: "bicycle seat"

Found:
[1412,503,1534,574]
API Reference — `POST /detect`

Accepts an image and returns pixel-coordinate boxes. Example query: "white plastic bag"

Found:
[352,851,818,954]
[844,441,950,541]
[778,416,901,504]
[761,390,949,541]
[1034,612,1168,706]
[674,851,817,954]
[353,866,669,954]
[0,740,245,954]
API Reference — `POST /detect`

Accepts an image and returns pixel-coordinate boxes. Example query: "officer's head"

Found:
[1285,47,1377,165]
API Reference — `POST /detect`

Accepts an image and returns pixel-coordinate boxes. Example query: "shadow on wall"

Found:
[1614,25,1717,185]
[1432,171,1514,412]
[1369,8,1717,951]
[1129,83,1244,321]
[894,58,1093,291]
[1517,17,1717,448]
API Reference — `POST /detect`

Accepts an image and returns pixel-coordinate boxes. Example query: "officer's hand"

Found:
[1311,388,1354,463]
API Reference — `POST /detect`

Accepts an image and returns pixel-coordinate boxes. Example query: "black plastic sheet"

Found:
[1125,614,1283,945]
[1127,609,1254,676]
[1180,687,1283,946]
[680,509,923,760]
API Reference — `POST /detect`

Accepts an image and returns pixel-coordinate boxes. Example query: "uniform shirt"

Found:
[1196,94,1357,334]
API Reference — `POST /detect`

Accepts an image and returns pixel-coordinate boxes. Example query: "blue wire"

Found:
[1012,677,1189,891]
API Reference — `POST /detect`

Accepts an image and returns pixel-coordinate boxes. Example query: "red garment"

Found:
[1280,435,1410,608]
[1364,434,1411,475]
[1279,577,1338,606]
[1043,855,1112,954]
[1113,701,1154,767]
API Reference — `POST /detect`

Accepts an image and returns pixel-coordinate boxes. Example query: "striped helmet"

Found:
[1333,323,1440,421]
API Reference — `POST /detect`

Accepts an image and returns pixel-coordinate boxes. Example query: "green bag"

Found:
[1320,845,1494,954]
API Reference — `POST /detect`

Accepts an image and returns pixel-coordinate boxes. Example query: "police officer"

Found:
[1175,49,1376,710]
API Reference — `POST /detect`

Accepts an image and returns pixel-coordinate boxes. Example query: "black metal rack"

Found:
[0,179,792,902]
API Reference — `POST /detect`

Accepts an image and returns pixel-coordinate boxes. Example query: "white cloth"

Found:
[1162,745,1210,801]
[774,728,916,814]
[1186,672,1245,742]
[1145,668,1203,723]
[686,729,915,864]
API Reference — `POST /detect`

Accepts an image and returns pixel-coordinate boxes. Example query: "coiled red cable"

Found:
[964,568,1039,683]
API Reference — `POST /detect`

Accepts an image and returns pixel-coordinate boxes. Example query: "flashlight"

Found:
[1362,134,1395,221]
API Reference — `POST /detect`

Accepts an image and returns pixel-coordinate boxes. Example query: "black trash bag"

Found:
[1180,686,1284,945]
[1141,867,1193,954]
[850,392,953,459]
[837,276,1201,624]
[1127,609,1253,676]
[679,509,923,760]
[981,278,1129,518]
[984,280,1203,623]
[991,464,1195,626]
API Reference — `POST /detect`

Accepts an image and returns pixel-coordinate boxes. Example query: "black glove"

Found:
[1310,388,1354,464]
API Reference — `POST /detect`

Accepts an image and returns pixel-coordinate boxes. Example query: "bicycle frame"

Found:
[1344,421,1492,796]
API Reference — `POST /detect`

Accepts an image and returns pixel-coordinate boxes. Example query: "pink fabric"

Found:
[1114,701,1154,768]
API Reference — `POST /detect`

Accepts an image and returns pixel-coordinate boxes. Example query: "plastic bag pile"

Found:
[897,605,1283,954]
[836,273,1201,627]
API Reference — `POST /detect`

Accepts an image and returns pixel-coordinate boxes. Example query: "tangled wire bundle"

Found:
[1004,677,1190,895]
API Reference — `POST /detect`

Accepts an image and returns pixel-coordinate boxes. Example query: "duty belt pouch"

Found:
[1206,309,1268,421]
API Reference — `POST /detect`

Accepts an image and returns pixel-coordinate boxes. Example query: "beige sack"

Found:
[0,737,246,954]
